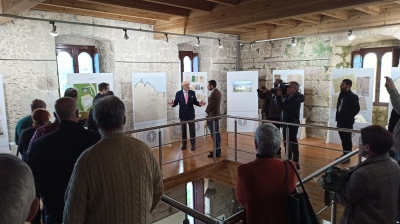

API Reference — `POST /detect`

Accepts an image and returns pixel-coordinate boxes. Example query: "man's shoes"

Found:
[181,145,187,150]
[191,146,196,151]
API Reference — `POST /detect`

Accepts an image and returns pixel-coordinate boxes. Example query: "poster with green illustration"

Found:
[73,83,97,112]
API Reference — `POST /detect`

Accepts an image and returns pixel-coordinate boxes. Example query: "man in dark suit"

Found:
[27,97,101,224]
[205,80,222,158]
[169,81,206,150]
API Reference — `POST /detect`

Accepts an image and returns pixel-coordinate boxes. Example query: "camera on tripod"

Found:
[272,83,289,96]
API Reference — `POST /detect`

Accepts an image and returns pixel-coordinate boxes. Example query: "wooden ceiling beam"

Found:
[38,0,170,21]
[267,19,298,28]
[321,10,349,20]
[77,0,190,17]
[245,23,276,30]
[33,4,157,25]
[292,15,322,24]
[1,0,45,24]
[355,5,380,15]
[158,0,395,35]
[206,0,239,6]
[142,0,215,12]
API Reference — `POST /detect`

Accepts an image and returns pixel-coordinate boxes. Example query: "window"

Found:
[179,51,199,82]
[352,47,400,106]
[56,44,100,96]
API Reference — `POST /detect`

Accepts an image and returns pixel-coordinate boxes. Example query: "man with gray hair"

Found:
[64,96,163,224]
[168,81,206,150]
[28,97,100,224]
[0,154,39,224]
[236,123,297,223]
[276,81,304,169]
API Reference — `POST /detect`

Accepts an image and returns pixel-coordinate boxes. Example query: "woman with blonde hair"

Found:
[17,108,51,162]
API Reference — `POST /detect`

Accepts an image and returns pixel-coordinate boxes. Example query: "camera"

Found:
[272,83,289,96]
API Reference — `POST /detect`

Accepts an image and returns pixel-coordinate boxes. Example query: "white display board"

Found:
[183,72,208,137]
[0,75,9,153]
[327,68,374,145]
[67,73,114,113]
[227,71,259,132]
[273,70,305,138]
[132,73,170,148]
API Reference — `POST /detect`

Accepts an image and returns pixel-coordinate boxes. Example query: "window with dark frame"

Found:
[179,51,199,82]
[351,47,400,107]
[56,44,100,96]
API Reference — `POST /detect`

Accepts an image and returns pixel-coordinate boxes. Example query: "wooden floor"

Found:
[153,131,359,223]
[154,131,358,180]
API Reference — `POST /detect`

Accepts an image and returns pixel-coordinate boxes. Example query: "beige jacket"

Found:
[63,133,163,224]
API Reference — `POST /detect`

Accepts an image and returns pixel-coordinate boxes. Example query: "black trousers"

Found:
[181,120,195,146]
[282,125,299,166]
[338,131,352,155]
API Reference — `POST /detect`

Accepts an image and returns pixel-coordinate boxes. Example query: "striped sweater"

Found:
[63,133,163,224]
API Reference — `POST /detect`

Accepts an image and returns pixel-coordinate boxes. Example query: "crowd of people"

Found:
[2,77,400,224]
[2,84,163,224]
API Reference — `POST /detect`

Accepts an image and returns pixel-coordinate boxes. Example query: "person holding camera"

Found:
[276,81,304,169]
[257,79,282,154]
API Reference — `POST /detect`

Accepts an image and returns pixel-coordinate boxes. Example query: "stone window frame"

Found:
[179,51,199,82]
[352,47,400,107]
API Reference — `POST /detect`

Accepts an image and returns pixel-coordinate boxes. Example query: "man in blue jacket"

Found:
[169,81,206,150]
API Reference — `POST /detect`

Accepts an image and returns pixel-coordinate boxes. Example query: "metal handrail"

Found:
[161,196,219,224]
[123,115,361,135]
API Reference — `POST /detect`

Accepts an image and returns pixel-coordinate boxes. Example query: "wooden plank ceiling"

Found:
[4,0,400,41]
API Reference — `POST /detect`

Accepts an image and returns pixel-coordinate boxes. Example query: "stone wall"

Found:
[243,31,400,137]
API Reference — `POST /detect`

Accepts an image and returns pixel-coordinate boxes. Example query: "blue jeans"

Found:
[207,120,221,154]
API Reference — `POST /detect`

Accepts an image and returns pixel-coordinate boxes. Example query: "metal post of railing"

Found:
[234,119,238,162]
[285,125,290,160]
[358,152,362,164]
[158,129,162,173]
[331,201,337,224]
[212,119,217,162]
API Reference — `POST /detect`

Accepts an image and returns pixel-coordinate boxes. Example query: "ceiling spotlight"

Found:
[195,37,200,47]
[164,34,169,44]
[218,39,223,49]
[205,180,217,199]
[50,22,58,37]
[348,30,355,40]
[291,37,297,46]
[123,29,129,41]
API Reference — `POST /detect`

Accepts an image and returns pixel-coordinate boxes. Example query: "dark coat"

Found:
[389,109,400,133]
[276,92,304,124]
[17,127,36,161]
[27,120,101,223]
[172,90,201,121]
[331,154,400,224]
[336,90,360,128]
[257,89,280,119]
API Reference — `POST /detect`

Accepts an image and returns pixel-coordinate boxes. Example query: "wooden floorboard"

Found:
[154,131,357,223]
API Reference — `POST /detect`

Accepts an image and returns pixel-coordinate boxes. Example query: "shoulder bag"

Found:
[284,160,319,224]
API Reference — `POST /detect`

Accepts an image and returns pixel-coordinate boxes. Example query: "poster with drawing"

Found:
[183,72,208,137]
[327,68,374,145]
[227,71,259,132]
[67,73,114,118]
[273,70,305,138]
[0,75,9,153]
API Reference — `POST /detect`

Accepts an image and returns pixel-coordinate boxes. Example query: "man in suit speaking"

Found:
[169,81,206,151]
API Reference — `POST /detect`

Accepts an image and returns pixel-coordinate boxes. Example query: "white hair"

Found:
[182,81,190,86]
[254,123,282,156]
[0,154,36,224]
[289,81,300,91]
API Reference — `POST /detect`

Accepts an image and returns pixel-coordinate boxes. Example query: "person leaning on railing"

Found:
[236,123,297,224]
[330,125,400,224]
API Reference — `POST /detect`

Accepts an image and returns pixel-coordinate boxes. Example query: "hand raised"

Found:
[168,100,174,106]
[384,76,396,91]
